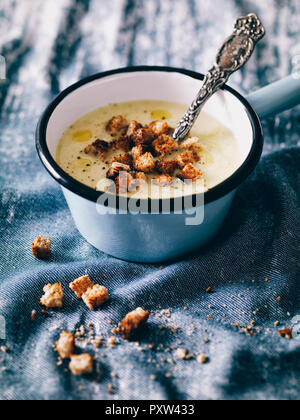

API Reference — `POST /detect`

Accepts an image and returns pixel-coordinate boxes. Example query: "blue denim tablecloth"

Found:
[0,0,300,400]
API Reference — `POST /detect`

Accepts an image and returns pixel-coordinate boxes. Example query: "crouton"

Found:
[133,152,155,173]
[152,174,174,187]
[69,275,94,299]
[111,153,133,167]
[114,136,133,152]
[69,354,94,376]
[149,120,170,135]
[84,139,110,158]
[175,151,200,169]
[177,163,203,181]
[32,236,51,259]
[56,331,75,359]
[180,137,203,152]
[118,308,150,339]
[129,172,148,191]
[278,328,293,339]
[131,145,144,160]
[106,115,128,136]
[40,283,63,309]
[155,159,178,176]
[107,162,131,180]
[114,172,134,194]
[132,128,156,146]
[152,135,178,157]
[127,120,142,137]
[82,285,110,310]
[132,172,147,182]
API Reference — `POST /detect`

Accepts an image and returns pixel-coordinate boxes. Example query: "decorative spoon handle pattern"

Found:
[173,13,266,143]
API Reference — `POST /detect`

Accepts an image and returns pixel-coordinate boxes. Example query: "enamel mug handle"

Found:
[246,75,300,119]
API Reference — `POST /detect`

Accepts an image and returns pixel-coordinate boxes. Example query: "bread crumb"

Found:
[108,383,115,394]
[69,354,94,376]
[175,348,188,360]
[118,308,149,339]
[40,283,63,309]
[82,285,110,310]
[92,338,102,349]
[276,297,281,303]
[1,346,8,353]
[278,328,293,339]
[69,275,94,299]
[108,337,116,348]
[55,331,75,359]
[32,237,51,259]
[175,348,193,360]
[31,310,36,321]
[197,354,207,364]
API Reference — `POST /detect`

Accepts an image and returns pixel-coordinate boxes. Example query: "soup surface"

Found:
[56,100,242,198]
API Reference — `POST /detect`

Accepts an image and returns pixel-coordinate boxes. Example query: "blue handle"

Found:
[246,75,300,119]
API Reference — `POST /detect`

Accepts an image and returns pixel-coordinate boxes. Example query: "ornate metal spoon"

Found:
[173,13,266,143]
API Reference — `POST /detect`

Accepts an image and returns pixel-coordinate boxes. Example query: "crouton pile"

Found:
[39,273,150,377]
[83,115,204,194]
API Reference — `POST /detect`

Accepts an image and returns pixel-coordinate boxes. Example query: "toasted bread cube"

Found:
[278,328,293,339]
[114,172,134,194]
[106,115,128,136]
[149,120,170,135]
[180,137,203,152]
[152,135,178,157]
[118,307,149,339]
[111,153,133,167]
[152,174,174,187]
[131,145,144,160]
[132,172,147,182]
[32,236,51,259]
[82,285,110,310]
[133,152,155,173]
[175,151,200,169]
[84,139,110,158]
[132,128,156,146]
[69,354,94,376]
[129,172,148,192]
[177,163,203,181]
[40,283,63,309]
[155,159,178,175]
[56,331,75,359]
[107,162,131,180]
[69,275,94,299]
[114,136,133,152]
[127,120,142,137]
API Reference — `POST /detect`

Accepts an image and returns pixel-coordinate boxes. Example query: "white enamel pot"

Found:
[37,66,289,263]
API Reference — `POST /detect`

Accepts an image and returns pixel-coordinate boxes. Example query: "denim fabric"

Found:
[0,0,300,400]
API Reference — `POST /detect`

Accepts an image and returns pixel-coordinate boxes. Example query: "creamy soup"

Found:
[56,100,242,198]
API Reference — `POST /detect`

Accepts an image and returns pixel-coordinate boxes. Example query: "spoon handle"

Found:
[173,13,266,143]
